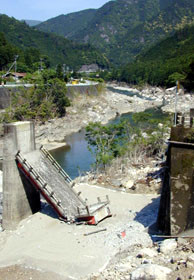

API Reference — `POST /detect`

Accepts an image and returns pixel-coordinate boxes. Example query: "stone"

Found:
[130,264,172,280]
[166,86,176,92]
[111,179,122,187]
[187,253,194,262]
[141,259,152,264]
[186,261,193,268]
[137,248,158,258]
[177,237,188,246]
[125,180,135,189]
[159,239,177,254]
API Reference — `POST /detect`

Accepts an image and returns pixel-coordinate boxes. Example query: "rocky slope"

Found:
[87,237,194,280]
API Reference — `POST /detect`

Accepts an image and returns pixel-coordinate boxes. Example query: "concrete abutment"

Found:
[2,121,40,230]
[157,113,194,235]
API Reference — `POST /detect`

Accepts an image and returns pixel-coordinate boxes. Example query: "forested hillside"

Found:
[117,0,194,65]
[0,31,46,73]
[0,32,18,70]
[118,23,194,90]
[36,0,194,66]
[36,9,96,38]
[0,14,109,70]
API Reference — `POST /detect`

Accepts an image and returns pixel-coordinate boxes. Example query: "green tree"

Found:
[0,32,16,70]
[49,78,70,116]
[183,61,194,91]
[1,76,70,122]
[85,113,170,170]
[85,120,134,169]
[56,64,64,80]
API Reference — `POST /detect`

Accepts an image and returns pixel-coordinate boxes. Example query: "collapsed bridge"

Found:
[2,121,111,230]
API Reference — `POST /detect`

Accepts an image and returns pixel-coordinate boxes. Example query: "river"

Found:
[50,87,168,179]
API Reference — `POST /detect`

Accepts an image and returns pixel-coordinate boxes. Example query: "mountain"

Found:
[36,0,194,66]
[23,20,42,27]
[0,14,109,70]
[119,23,194,88]
[74,0,194,65]
[36,9,96,38]
[116,0,194,64]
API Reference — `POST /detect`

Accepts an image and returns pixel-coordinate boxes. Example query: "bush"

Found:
[85,113,170,170]
[1,77,70,122]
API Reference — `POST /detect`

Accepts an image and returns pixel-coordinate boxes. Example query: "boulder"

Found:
[137,248,158,258]
[125,180,135,189]
[159,239,177,254]
[130,264,172,280]
[111,179,122,188]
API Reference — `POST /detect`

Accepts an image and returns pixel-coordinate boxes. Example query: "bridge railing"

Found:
[15,150,68,220]
[40,145,86,206]
[40,145,72,184]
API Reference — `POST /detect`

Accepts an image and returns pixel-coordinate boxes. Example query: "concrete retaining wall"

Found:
[66,84,101,97]
[0,87,11,109]
[0,84,102,110]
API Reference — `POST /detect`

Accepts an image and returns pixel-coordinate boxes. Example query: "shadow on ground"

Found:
[134,197,160,230]
[40,201,59,219]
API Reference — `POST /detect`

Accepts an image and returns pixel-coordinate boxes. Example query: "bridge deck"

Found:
[17,149,85,221]
[16,147,111,224]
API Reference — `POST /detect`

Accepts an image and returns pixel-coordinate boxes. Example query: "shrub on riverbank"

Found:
[0,78,70,123]
[85,112,170,171]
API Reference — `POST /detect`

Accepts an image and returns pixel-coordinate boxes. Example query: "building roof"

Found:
[2,72,27,78]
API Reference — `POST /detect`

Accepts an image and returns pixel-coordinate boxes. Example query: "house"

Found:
[2,72,27,82]
[78,64,100,73]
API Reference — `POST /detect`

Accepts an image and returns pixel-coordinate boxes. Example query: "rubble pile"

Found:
[88,237,194,280]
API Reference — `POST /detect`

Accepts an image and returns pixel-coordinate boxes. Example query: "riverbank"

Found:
[35,83,194,149]
[35,85,163,149]
[0,83,193,153]
[0,83,194,279]
[109,82,194,114]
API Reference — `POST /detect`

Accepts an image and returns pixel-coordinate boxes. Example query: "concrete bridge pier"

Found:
[2,121,40,230]
[157,120,194,235]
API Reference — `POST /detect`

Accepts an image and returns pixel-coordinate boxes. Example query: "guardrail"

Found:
[40,145,72,184]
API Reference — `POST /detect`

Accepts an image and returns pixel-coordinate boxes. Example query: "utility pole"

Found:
[63,64,66,74]
[14,55,19,73]
[174,80,180,126]
[40,58,43,72]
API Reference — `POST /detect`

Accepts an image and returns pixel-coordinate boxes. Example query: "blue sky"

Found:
[1,0,111,21]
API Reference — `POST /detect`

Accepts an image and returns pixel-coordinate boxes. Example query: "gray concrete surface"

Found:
[2,121,40,230]
[0,184,158,279]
